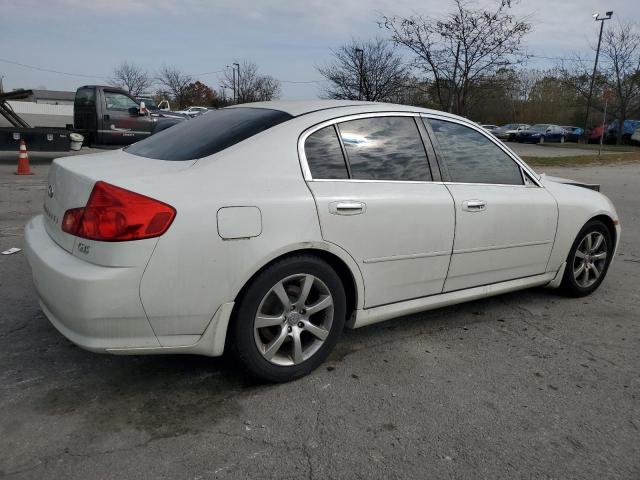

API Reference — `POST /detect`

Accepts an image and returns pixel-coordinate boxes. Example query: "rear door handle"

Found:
[329,201,366,215]
[462,199,487,212]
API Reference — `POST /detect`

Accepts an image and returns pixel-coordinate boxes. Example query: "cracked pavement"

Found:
[0,154,639,479]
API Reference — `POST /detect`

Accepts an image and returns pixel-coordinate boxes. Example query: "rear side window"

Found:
[74,88,95,107]
[126,107,293,161]
[428,119,523,185]
[338,116,431,181]
[304,125,349,179]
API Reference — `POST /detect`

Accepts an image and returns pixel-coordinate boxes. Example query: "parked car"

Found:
[560,126,584,142]
[25,101,620,382]
[516,124,566,144]
[631,126,640,146]
[493,123,530,141]
[606,119,640,144]
[587,124,608,144]
[481,124,499,135]
[175,106,209,117]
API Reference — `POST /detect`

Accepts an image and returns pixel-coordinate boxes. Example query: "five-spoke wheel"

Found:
[561,220,613,297]
[232,255,346,382]
[254,274,334,366]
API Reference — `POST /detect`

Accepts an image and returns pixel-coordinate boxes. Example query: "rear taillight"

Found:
[61,181,176,241]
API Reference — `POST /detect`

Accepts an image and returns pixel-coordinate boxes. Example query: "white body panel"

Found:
[309,181,454,307]
[443,184,558,291]
[23,101,621,357]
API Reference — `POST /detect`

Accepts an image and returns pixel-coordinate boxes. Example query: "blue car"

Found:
[606,119,640,144]
[561,126,584,142]
[516,124,566,144]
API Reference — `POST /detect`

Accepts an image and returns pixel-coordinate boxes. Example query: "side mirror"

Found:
[546,128,552,133]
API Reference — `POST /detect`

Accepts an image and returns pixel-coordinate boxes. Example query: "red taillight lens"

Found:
[61,181,176,241]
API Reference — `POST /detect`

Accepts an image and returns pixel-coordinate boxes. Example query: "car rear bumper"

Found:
[24,215,161,353]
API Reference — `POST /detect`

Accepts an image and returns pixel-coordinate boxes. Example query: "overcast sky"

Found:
[1,0,637,99]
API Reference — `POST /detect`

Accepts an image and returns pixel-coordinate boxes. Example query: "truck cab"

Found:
[74,86,155,146]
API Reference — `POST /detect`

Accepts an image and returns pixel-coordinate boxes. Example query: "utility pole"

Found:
[355,48,364,101]
[233,62,240,104]
[584,11,613,142]
[0,75,4,94]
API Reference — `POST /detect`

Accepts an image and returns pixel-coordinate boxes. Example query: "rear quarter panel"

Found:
[128,118,358,337]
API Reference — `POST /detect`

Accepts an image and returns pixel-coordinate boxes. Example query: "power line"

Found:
[0,57,106,79]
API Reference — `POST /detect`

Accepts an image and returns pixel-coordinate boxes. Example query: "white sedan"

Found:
[25,101,620,382]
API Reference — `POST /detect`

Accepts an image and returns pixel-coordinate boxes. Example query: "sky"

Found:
[0,0,638,100]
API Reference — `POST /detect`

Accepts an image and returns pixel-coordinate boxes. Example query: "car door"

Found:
[425,116,558,292]
[99,90,153,145]
[300,113,455,308]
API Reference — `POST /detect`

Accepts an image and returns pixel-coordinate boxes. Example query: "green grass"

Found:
[523,151,640,167]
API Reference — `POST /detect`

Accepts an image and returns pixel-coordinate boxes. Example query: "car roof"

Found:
[229,99,469,121]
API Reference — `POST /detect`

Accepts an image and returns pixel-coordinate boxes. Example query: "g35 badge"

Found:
[77,242,90,255]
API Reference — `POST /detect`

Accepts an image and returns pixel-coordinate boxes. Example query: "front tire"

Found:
[539,136,545,144]
[231,255,347,382]
[559,220,613,297]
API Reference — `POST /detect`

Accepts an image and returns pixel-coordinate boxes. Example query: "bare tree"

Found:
[380,0,531,115]
[559,21,640,143]
[156,65,194,109]
[109,61,154,96]
[317,38,407,101]
[222,61,281,103]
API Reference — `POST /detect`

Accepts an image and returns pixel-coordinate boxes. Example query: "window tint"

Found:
[126,107,292,161]
[338,116,431,181]
[428,119,523,185]
[304,126,349,179]
[104,91,138,111]
[74,88,95,107]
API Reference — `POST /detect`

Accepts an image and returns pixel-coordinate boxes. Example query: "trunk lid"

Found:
[43,149,195,257]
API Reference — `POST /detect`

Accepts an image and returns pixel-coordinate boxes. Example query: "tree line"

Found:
[109,60,280,110]
[318,0,640,143]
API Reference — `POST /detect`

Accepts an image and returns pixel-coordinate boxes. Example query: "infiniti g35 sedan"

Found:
[25,101,620,382]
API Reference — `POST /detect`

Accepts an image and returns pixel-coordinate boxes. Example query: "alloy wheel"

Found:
[572,231,608,288]
[253,274,334,366]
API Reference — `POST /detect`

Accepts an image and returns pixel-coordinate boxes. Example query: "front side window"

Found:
[337,116,431,181]
[428,119,523,185]
[104,91,139,111]
[304,125,349,179]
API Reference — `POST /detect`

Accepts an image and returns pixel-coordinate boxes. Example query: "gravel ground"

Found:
[0,153,638,479]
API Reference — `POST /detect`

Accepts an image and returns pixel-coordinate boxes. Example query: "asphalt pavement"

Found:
[0,152,638,479]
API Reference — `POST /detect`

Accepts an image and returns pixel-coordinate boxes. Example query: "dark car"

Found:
[560,126,584,142]
[516,124,566,144]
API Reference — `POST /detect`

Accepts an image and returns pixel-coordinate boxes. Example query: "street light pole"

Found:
[583,11,613,141]
[233,62,240,104]
[355,48,364,101]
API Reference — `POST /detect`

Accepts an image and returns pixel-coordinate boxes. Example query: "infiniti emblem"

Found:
[47,185,54,198]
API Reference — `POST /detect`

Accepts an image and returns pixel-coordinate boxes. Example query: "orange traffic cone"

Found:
[15,139,33,175]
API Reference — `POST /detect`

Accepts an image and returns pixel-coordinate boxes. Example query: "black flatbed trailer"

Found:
[0,89,79,151]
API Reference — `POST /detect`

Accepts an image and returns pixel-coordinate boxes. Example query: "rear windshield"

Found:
[126,107,293,160]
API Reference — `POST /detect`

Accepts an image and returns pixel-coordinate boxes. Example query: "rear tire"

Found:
[560,136,565,144]
[559,220,613,297]
[231,255,346,382]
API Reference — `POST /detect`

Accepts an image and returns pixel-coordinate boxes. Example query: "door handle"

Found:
[110,124,132,131]
[462,199,487,212]
[329,201,366,215]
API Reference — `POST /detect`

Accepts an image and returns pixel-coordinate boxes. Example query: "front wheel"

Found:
[231,255,347,382]
[559,220,613,297]
[539,136,545,144]
[560,136,566,144]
